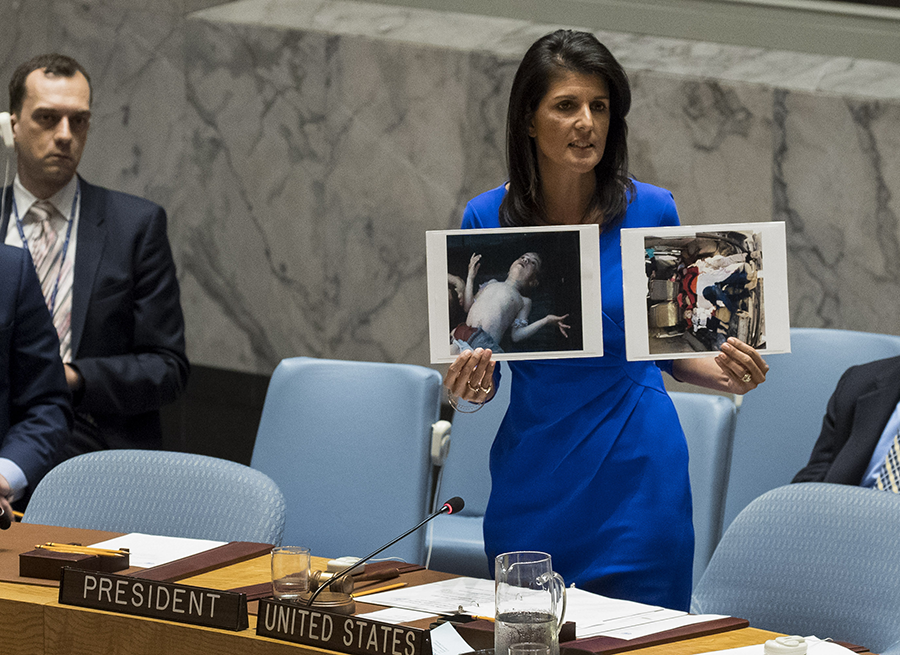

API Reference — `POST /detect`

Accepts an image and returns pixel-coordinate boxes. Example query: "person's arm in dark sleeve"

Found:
[70,205,189,416]
[792,369,854,483]
[0,248,72,498]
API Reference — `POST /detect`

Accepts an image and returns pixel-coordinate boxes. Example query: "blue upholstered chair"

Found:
[692,483,900,654]
[23,449,286,544]
[668,391,737,589]
[427,364,511,578]
[250,357,443,565]
[723,328,900,530]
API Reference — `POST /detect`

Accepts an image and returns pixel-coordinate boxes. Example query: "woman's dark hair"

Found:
[500,30,633,228]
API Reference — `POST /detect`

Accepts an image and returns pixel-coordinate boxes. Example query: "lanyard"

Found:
[12,181,79,316]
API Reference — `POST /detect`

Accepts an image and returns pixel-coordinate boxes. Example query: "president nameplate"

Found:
[59,567,249,631]
[257,598,432,655]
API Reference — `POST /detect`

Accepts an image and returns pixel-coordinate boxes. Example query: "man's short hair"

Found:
[9,53,92,114]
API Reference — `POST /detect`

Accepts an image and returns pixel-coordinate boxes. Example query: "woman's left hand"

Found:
[444,347,496,404]
[714,337,769,394]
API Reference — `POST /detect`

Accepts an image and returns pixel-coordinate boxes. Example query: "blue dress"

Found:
[462,181,693,611]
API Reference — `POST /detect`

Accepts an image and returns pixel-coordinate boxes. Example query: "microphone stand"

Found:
[303,498,464,613]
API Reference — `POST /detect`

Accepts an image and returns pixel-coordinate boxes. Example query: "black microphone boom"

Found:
[307,496,464,606]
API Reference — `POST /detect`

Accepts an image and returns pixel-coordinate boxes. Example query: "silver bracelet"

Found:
[448,392,485,413]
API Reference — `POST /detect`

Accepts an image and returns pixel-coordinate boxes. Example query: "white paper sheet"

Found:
[621,221,791,361]
[594,613,727,640]
[359,578,733,642]
[90,533,226,568]
[426,225,603,363]
[701,636,858,654]
[430,621,481,655]
[355,608,439,625]
[360,577,496,616]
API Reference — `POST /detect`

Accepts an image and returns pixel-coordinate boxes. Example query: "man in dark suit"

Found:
[0,244,72,521]
[793,355,900,486]
[2,53,188,459]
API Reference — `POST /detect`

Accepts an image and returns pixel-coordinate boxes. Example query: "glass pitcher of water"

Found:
[494,551,566,655]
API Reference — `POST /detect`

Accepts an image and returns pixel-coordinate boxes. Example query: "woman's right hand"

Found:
[545,313,570,338]
[444,347,496,403]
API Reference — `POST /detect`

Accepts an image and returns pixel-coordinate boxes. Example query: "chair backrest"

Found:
[692,483,900,653]
[23,449,286,544]
[250,357,442,564]
[424,363,510,578]
[669,391,737,589]
[438,363,511,517]
[723,328,900,530]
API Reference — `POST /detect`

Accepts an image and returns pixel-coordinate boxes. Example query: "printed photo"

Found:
[622,222,790,361]
[427,225,602,363]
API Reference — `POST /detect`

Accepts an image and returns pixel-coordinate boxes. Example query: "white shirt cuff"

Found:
[0,458,29,502]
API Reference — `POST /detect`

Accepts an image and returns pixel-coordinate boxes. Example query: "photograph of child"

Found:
[644,230,764,354]
[428,225,602,363]
[621,222,790,361]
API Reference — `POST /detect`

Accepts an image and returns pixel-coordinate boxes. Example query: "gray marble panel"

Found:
[454,50,517,221]
[184,0,234,13]
[44,0,230,17]
[6,0,899,375]
[628,73,773,228]
[192,0,561,58]
[0,0,51,105]
[777,91,900,335]
[47,0,187,208]
[178,18,477,372]
[598,32,900,100]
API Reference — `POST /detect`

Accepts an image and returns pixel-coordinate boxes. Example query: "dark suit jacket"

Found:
[0,244,72,487]
[2,178,188,451]
[793,355,900,485]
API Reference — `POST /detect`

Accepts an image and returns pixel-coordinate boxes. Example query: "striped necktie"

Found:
[24,200,73,362]
[874,430,900,493]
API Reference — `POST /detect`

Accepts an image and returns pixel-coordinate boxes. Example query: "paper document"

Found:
[430,622,479,655]
[355,608,438,625]
[361,577,495,615]
[594,612,727,640]
[702,636,857,654]
[90,533,226,568]
[359,577,733,641]
[562,588,671,638]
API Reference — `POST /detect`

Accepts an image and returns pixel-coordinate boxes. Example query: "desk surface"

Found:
[1,577,789,655]
[0,523,876,655]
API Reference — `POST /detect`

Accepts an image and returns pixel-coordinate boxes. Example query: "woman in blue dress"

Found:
[443,30,769,611]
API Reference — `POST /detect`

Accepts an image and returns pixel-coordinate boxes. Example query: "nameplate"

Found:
[257,598,432,655]
[59,567,248,631]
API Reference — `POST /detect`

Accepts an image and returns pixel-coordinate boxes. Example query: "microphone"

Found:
[305,496,464,609]
[0,507,10,530]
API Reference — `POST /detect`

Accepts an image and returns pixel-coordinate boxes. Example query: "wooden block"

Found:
[19,549,129,580]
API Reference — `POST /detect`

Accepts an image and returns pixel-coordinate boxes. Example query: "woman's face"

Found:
[528,70,609,179]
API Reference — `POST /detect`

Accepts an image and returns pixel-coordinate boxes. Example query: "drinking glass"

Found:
[510,643,551,655]
[271,546,310,601]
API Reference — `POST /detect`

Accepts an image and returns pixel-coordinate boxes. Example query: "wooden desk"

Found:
[2,569,788,655]
[0,524,876,655]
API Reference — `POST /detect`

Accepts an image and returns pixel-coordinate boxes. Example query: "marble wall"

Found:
[2,0,898,376]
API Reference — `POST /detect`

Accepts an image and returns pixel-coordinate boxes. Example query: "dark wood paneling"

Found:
[161,365,271,466]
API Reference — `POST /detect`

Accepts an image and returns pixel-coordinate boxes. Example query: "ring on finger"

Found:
[479,383,493,394]
[741,372,752,383]
[467,380,483,393]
